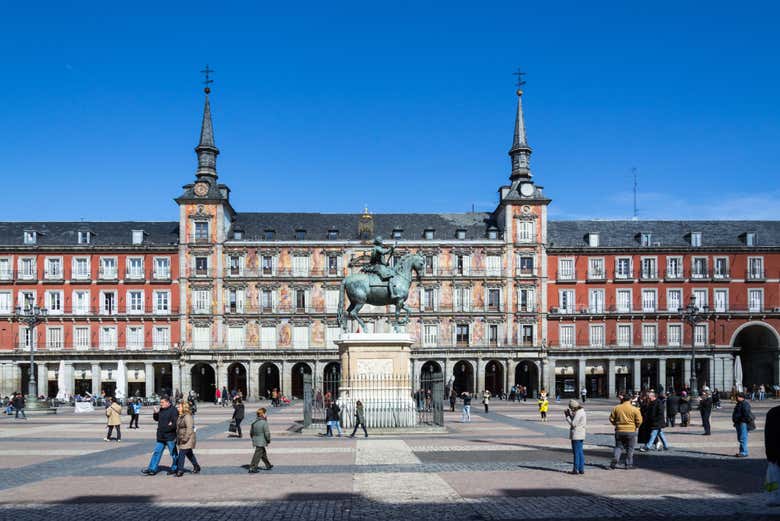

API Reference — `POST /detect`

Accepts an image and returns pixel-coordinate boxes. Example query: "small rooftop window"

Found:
[588,233,600,248]
[746,232,756,247]
[264,229,275,241]
[295,229,306,240]
[327,229,338,240]
[423,229,435,240]
[23,231,37,245]
[233,230,243,240]
[456,229,467,240]
[691,232,702,247]
[78,231,91,245]
[131,230,144,245]
[640,233,652,247]
[392,228,403,240]
[487,227,499,240]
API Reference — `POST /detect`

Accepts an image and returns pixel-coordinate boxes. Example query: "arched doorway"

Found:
[484,360,504,396]
[228,363,247,398]
[258,363,280,399]
[641,360,658,391]
[515,360,538,398]
[291,362,312,399]
[323,362,341,400]
[191,364,216,402]
[733,322,780,389]
[452,360,474,395]
[420,361,442,392]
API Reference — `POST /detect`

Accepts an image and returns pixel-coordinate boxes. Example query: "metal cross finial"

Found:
[201,65,215,93]
[513,68,526,89]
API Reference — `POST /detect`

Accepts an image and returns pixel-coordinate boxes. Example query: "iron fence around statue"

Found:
[418,371,445,426]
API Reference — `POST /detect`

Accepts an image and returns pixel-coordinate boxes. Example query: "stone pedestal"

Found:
[335,333,416,429]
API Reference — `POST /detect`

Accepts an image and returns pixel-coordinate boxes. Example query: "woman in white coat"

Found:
[565,399,587,475]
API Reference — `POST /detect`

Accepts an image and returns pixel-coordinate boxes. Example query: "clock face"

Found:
[194,182,209,197]
[519,183,534,197]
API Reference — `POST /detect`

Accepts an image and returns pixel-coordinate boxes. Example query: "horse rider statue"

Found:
[361,236,398,298]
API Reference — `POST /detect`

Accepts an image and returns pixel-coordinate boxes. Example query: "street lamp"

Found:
[681,294,704,397]
[14,304,48,408]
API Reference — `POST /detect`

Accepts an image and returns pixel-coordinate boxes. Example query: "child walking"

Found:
[538,391,549,422]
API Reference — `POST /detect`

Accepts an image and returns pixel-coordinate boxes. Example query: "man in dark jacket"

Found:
[732,392,752,457]
[679,392,691,427]
[232,397,245,438]
[666,392,680,427]
[698,390,714,435]
[12,392,26,420]
[639,392,668,451]
[142,396,179,475]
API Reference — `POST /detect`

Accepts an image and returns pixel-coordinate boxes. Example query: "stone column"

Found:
[476,358,485,394]
[577,358,586,397]
[180,363,192,397]
[116,361,127,399]
[144,362,155,397]
[607,359,616,398]
[707,356,715,389]
[632,359,641,394]
[658,358,667,393]
[172,362,181,394]
[683,358,692,390]
[63,362,73,396]
[92,362,101,395]
[543,358,554,395]
[249,361,260,400]
[281,361,292,398]
[37,363,47,398]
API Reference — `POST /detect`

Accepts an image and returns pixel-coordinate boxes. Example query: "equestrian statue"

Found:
[338,236,425,331]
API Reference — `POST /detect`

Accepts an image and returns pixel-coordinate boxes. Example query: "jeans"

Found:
[571,439,585,472]
[736,422,749,456]
[176,448,199,471]
[461,405,471,422]
[645,429,668,449]
[148,440,178,472]
[701,411,711,434]
[612,432,636,468]
[326,420,342,436]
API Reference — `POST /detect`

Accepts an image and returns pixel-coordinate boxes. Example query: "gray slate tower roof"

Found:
[195,93,219,179]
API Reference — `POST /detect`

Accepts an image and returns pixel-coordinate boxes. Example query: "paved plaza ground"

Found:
[1,398,779,520]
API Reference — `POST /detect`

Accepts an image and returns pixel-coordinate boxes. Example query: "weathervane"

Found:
[513,68,526,94]
[201,64,214,94]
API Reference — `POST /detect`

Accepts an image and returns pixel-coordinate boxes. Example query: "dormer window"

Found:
[232,230,243,240]
[746,232,756,246]
[131,230,144,245]
[327,229,338,240]
[264,229,275,241]
[295,229,306,240]
[424,229,434,240]
[392,229,403,240]
[487,227,499,240]
[691,232,702,247]
[588,233,600,248]
[456,229,466,240]
[640,233,652,247]
[78,231,91,244]
[23,231,36,245]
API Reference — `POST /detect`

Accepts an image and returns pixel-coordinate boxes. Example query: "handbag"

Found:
[229,419,237,433]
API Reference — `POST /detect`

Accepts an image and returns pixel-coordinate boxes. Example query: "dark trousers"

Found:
[612,432,636,468]
[107,425,121,440]
[484,403,489,413]
[450,401,455,412]
[701,411,711,435]
[680,412,690,426]
[129,414,139,428]
[176,448,199,471]
[249,446,271,470]
[234,418,243,437]
[667,412,676,427]
[350,422,368,437]
[15,408,26,419]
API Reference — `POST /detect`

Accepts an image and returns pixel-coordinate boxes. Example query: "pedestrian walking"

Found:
[733,392,754,457]
[565,399,586,474]
[699,389,713,436]
[12,392,26,420]
[639,391,668,451]
[232,397,245,438]
[461,392,472,423]
[221,386,229,407]
[214,387,221,406]
[128,398,141,429]
[609,391,643,469]
[325,401,343,437]
[142,396,179,475]
[349,400,368,438]
[482,390,491,413]
[538,392,549,422]
[248,407,273,472]
[666,392,680,427]
[679,391,691,427]
[449,389,457,412]
[580,386,587,403]
[764,403,780,506]
[105,397,122,442]
[174,401,200,476]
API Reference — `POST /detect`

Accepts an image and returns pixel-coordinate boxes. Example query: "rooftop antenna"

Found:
[631,167,638,221]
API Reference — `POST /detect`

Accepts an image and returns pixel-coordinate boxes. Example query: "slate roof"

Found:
[0,222,179,247]
[548,220,780,249]
[230,212,497,241]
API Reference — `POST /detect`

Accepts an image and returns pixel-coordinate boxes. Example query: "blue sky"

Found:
[4,2,779,221]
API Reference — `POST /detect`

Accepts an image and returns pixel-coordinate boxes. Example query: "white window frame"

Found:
[588,257,605,280]
[640,256,658,280]
[518,287,535,312]
[615,257,632,280]
[589,324,605,347]
[153,326,170,350]
[45,257,63,279]
[227,326,246,350]
[260,326,277,349]
[423,324,439,347]
[74,326,91,350]
[588,288,605,313]
[713,257,729,279]
[18,257,36,280]
[126,326,145,350]
[748,257,764,280]
[559,324,575,348]
[641,289,657,312]
[642,323,657,347]
[0,291,12,314]
[292,325,309,349]
[46,290,64,315]
[154,290,170,315]
[691,257,708,279]
[748,288,764,312]
[617,324,632,347]
[153,257,171,280]
[99,326,117,350]
[23,231,37,245]
[667,323,683,347]
[558,257,575,281]
[72,257,91,280]
[127,290,144,315]
[694,323,708,346]
[292,255,310,277]
[126,257,144,279]
[0,258,11,280]
[559,289,575,314]
[100,256,118,279]
[485,255,501,277]
[692,288,708,310]
[666,288,682,312]
[588,232,600,247]
[72,290,90,315]
[453,286,471,312]
[516,221,534,243]
[46,326,64,350]
[616,289,632,313]
[193,289,211,314]
[714,288,728,312]
[666,256,683,279]
[691,232,702,247]
[516,254,533,277]
[192,326,211,349]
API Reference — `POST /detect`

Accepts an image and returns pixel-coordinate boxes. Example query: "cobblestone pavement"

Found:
[1,398,779,520]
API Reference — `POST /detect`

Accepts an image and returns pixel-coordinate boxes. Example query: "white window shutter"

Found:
[419,287,425,311]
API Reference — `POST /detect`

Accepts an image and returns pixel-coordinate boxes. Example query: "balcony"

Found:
[516,267,537,278]
[615,272,633,281]
[712,271,731,281]
[98,268,118,281]
[70,273,91,283]
[153,270,172,281]
[125,270,145,281]
[16,271,37,282]
[43,270,64,281]
[587,270,606,282]
[640,270,658,281]
[557,272,576,283]
[747,269,765,281]
[0,269,13,282]
[664,270,684,281]
[690,270,709,281]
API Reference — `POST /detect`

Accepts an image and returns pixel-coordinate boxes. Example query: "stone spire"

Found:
[508,88,532,180]
[195,87,219,180]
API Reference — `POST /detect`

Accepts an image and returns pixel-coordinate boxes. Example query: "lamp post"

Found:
[15,305,48,408]
[681,294,704,397]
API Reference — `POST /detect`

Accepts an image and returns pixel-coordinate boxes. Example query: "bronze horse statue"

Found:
[338,252,425,331]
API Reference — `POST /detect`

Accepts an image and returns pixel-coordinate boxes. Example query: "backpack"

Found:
[748,410,757,431]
